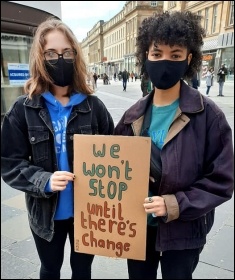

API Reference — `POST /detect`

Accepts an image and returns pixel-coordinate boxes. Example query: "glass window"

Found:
[222,47,234,80]
[1,33,33,117]
[204,8,209,34]
[211,5,218,33]
[229,1,234,25]
[197,10,202,23]
[168,1,176,9]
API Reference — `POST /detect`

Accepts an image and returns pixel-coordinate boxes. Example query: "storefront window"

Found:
[221,47,234,80]
[201,52,216,79]
[1,33,33,117]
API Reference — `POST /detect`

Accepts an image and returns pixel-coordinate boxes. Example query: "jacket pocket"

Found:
[29,129,49,163]
[81,125,98,135]
[67,125,94,143]
[192,210,215,238]
[192,215,208,238]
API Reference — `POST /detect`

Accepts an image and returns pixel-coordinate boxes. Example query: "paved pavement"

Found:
[1,78,234,279]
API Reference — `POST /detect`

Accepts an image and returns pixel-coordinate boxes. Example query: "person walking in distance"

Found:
[134,72,138,81]
[122,69,128,91]
[205,67,214,96]
[130,71,134,82]
[141,73,152,97]
[1,17,114,279]
[217,64,228,96]
[127,71,130,82]
[118,70,122,81]
[114,11,234,279]
[190,72,200,89]
[93,72,98,89]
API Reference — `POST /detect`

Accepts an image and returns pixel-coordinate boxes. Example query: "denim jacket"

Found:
[114,80,234,251]
[1,93,114,241]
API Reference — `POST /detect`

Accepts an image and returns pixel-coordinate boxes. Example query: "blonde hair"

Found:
[24,17,93,98]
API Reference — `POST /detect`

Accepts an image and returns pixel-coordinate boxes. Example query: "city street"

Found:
[1,78,234,279]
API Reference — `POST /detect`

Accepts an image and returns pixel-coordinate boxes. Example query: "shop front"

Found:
[201,52,216,78]
[221,47,234,80]
[216,31,234,80]
[1,33,33,116]
[1,1,61,121]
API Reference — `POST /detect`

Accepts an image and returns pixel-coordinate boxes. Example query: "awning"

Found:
[202,39,218,51]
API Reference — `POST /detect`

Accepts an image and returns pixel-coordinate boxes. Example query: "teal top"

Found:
[148,99,179,149]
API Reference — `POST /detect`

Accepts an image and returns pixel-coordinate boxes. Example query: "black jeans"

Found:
[206,86,211,95]
[127,226,203,279]
[31,218,94,279]
[123,80,127,90]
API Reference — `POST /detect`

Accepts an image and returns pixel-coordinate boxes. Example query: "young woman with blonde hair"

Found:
[1,17,114,279]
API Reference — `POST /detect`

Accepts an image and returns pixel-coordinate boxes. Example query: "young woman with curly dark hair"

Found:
[114,11,234,279]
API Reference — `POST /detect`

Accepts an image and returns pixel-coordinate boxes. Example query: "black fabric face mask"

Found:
[45,59,74,87]
[145,59,189,90]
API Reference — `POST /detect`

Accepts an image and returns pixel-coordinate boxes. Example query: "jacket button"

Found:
[70,136,73,140]
[31,137,35,142]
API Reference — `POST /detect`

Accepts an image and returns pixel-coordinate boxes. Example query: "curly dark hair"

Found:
[136,11,206,80]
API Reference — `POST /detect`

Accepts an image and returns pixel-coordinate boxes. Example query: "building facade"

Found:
[1,1,61,119]
[81,1,233,81]
[164,1,234,79]
[81,1,164,78]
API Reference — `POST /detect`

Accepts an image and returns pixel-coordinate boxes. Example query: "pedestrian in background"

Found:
[1,17,114,279]
[118,70,122,81]
[103,73,109,85]
[127,71,130,82]
[217,64,228,96]
[205,67,214,96]
[93,72,98,89]
[114,11,234,279]
[135,72,138,81]
[190,72,200,89]
[140,69,152,97]
[122,69,128,91]
[130,71,134,82]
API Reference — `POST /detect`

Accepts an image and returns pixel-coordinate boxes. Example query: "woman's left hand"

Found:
[143,196,167,217]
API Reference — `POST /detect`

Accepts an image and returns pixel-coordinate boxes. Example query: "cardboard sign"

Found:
[73,135,151,260]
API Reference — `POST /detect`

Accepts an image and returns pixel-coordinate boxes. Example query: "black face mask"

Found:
[45,59,74,87]
[145,58,189,90]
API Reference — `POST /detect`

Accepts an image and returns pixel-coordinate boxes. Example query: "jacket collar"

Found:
[124,80,204,124]
[179,80,204,113]
[24,93,91,113]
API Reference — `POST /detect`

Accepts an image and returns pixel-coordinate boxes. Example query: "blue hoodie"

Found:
[42,92,87,220]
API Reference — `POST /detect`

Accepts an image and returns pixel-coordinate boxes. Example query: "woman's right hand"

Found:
[50,171,75,192]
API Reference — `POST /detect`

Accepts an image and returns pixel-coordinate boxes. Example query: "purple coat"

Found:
[114,80,234,252]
